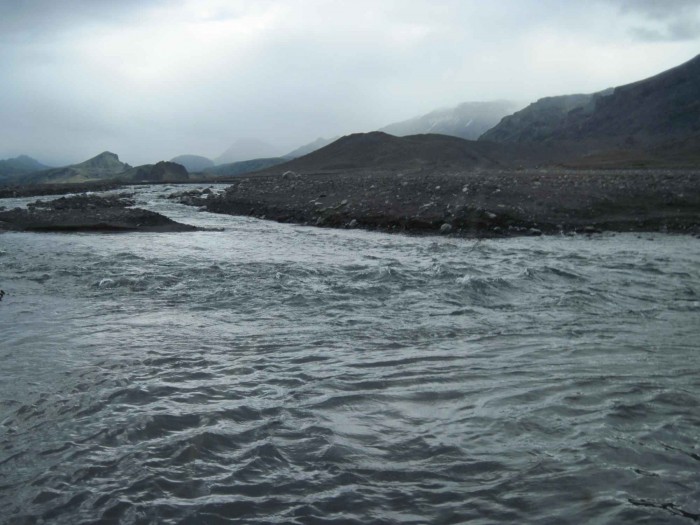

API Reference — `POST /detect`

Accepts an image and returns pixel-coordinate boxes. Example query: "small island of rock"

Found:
[0,193,200,233]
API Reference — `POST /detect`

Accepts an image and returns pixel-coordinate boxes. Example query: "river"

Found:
[1,184,699,523]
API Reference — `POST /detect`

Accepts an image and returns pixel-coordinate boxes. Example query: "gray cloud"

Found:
[614,0,700,18]
[0,0,699,166]
[0,1,159,41]
[631,19,700,42]
[610,0,700,41]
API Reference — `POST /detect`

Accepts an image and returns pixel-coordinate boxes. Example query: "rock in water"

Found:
[0,194,200,233]
[440,223,453,234]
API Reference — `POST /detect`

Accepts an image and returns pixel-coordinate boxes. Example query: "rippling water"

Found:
[1,185,699,524]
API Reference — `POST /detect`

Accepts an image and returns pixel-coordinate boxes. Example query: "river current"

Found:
[1,184,699,524]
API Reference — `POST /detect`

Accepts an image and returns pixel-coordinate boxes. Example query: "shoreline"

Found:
[204,168,700,238]
[2,168,698,238]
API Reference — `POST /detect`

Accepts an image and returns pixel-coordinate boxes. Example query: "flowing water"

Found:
[1,185,699,524]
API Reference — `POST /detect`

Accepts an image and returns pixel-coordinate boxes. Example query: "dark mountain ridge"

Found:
[254,56,700,175]
[119,161,189,182]
[252,131,575,176]
[263,132,503,173]
[479,93,603,143]
[481,54,700,152]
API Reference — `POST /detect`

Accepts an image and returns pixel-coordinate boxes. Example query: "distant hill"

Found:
[481,54,700,157]
[380,100,523,140]
[201,157,287,178]
[25,152,132,184]
[0,155,49,181]
[254,132,538,174]
[119,161,189,182]
[170,155,214,172]
[14,152,190,185]
[283,137,339,159]
[215,139,281,164]
[479,94,605,143]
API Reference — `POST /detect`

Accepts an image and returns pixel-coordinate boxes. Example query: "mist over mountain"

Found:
[254,55,700,174]
[283,137,340,159]
[380,101,523,140]
[481,54,700,157]
[479,94,605,143]
[3,54,699,186]
[170,155,214,173]
[7,152,191,185]
[22,152,131,185]
[215,139,281,165]
[0,155,49,181]
[201,157,288,178]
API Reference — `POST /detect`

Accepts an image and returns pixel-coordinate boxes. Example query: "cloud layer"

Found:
[1,0,699,165]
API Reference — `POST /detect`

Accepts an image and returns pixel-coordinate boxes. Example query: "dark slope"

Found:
[260,132,514,174]
[481,54,700,151]
[119,161,189,182]
[480,94,602,143]
[381,100,523,140]
[251,131,587,177]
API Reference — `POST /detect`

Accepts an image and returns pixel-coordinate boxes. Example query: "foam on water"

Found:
[1,185,699,523]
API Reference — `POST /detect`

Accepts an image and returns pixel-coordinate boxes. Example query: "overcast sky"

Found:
[1,0,699,165]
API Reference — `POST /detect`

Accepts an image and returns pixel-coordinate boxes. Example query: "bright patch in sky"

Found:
[0,0,698,165]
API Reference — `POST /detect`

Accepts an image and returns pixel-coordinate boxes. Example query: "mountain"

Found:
[25,152,132,184]
[255,132,530,174]
[283,137,339,159]
[481,54,700,154]
[170,155,214,172]
[215,139,281,165]
[380,100,523,140]
[0,155,49,181]
[479,94,604,143]
[120,161,189,182]
[201,157,287,178]
[16,153,190,185]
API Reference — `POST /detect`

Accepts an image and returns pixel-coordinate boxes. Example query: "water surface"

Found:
[1,185,699,523]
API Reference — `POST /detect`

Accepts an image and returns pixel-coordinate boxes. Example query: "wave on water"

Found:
[1,184,699,523]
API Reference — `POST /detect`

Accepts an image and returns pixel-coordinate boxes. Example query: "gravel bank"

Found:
[205,168,700,237]
[0,193,200,233]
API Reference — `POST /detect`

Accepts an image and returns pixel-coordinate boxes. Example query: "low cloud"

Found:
[0,0,699,165]
[610,0,700,41]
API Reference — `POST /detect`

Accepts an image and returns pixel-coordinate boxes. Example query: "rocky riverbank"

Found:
[0,181,124,199]
[0,193,200,233]
[204,168,700,237]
